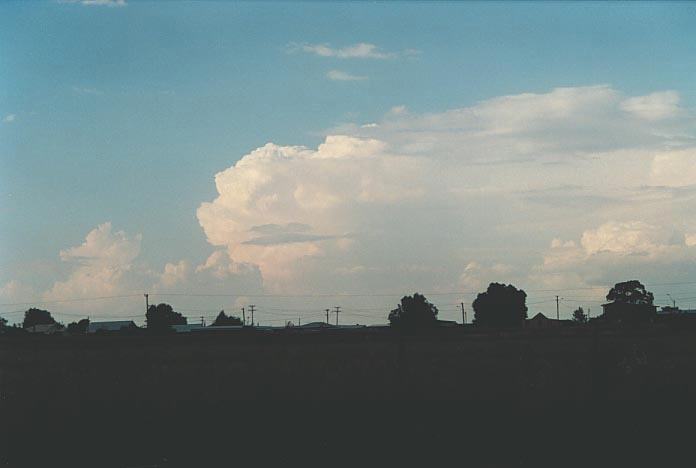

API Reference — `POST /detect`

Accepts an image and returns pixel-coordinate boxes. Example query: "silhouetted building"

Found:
[172,324,206,333]
[601,302,656,322]
[436,320,459,327]
[525,312,571,329]
[658,306,696,315]
[87,321,137,334]
[25,323,64,334]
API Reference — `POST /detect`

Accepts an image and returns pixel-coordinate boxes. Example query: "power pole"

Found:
[334,306,341,326]
[241,307,246,325]
[249,305,256,327]
[460,302,466,325]
[298,317,301,327]
[200,316,205,326]
[556,296,560,320]
[326,309,330,324]
[588,307,591,320]
[144,293,149,318]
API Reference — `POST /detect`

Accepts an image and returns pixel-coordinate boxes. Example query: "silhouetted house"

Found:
[658,306,696,316]
[299,322,335,329]
[25,323,64,334]
[525,313,571,329]
[192,325,244,332]
[172,324,206,333]
[87,320,137,334]
[601,302,656,322]
[436,320,459,327]
[291,322,367,332]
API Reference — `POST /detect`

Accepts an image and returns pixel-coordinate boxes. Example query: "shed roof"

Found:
[87,321,136,333]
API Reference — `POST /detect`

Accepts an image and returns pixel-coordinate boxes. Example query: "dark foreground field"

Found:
[2,327,696,466]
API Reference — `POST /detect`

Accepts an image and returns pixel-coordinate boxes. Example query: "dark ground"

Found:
[2,327,696,466]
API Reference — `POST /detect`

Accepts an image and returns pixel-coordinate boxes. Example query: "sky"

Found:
[1,1,696,326]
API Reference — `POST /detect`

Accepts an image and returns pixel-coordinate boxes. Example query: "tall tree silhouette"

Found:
[388,293,438,328]
[572,307,588,324]
[67,318,90,335]
[146,303,186,331]
[606,280,654,305]
[473,283,528,328]
[212,310,243,326]
[22,308,56,329]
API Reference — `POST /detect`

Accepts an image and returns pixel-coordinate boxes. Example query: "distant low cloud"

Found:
[326,70,367,81]
[289,42,411,59]
[2,114,16,123]
[0,222,263,319]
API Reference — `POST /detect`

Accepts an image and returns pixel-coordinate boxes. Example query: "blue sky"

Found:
[2,1,696,324]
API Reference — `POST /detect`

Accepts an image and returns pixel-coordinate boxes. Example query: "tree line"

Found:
[388,279,655,328]
[0,279,659,334]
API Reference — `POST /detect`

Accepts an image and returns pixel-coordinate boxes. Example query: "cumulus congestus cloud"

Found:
[197,85,696,295]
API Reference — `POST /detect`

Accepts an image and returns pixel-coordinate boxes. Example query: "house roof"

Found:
[87,321,136,332]
[300,322,334,328]
[25,323,64,333]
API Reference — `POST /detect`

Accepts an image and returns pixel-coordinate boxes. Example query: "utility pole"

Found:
[460,302,467,325]
[334,306,341,326]
[588,307,591,320]
[298,317,301,327]
[556,296,560,320]
[241,307,246,326]
[200,316,205,326]
[249,305,256,327]
[144,293,149,314]
[326,309,330,324]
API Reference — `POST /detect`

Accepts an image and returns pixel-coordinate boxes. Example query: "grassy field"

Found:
[2,327,696,466]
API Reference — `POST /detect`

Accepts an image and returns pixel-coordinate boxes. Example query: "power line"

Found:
[0,294,142,307]
[4,281,696,308]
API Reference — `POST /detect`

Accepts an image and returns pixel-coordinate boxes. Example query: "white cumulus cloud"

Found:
[197,85,696,301]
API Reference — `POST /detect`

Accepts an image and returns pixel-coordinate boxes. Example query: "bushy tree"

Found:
[473,283,528,328]
[572,307,588,324]
[0,316,7,329]
[388,293,438,328]
[22,308,56,329]
[212,310,243,326]
[146,303,186,331]
[67,318,90,335]
[606,280,654,305]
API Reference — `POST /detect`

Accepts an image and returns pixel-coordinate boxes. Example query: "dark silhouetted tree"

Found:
[473,283,528,328]
[212,310,243,326]
[388,293,438,328]
[67,318,90,335]
[22,308,56,329]
[146,303,186,331]
[606,280,654,305]
[572,307,588,324]
[0,316,7,330]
